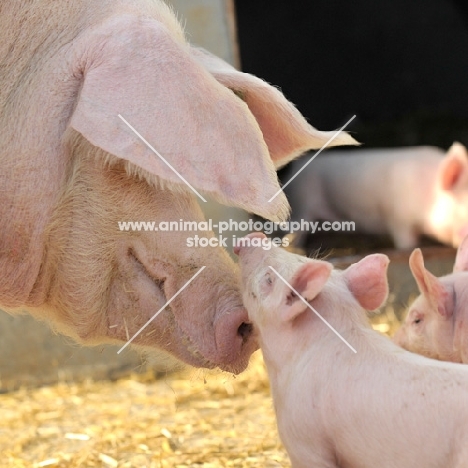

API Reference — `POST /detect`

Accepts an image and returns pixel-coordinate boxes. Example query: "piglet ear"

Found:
[190,47,359,168]
[344,254,389,311]
[70,17,292,222]
[280,261,332,322]
[454,235,468,273]
[409,249,453,318]
[439,142,468,191]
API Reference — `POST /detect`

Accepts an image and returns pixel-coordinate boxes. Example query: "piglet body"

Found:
[237,234,468,468]
[285,144,468,248]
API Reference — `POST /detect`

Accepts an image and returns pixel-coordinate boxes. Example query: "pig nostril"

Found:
[237,322,253,343]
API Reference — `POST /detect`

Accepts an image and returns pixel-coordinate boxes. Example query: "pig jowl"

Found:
[112,240,256,373]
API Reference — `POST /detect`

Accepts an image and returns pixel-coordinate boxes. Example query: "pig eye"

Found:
[231,88,246,102]
[412,316,423,325]
[259,272,275,296]
[286,290,297,306]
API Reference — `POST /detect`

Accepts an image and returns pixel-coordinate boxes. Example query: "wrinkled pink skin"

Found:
[393,235,468,364]
[286,143,468,249]
[0,1,357,373]
[237,233,468,468]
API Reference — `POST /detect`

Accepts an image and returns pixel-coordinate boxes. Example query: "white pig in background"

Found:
[393,235,468,363]
[236,233,468,468]
[285,143,468,249]
[0,0,357,373]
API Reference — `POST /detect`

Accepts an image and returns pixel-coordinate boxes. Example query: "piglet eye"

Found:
[413,318,422,325]
[259,272,275,296]
[231,88,246,101]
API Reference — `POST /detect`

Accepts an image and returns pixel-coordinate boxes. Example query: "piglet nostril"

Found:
[237,322,254,343]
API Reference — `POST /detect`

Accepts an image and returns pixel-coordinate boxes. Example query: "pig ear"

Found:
[189,47,359,168]
[344,254,389,311]
[69,17,291,222]
[280,261,333,322]
[454,235,468,272]
[409,249,453,318]
[439,142,468,191]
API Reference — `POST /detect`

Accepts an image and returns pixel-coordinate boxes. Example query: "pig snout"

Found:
[213,307,256,370]
[233,232,267,255]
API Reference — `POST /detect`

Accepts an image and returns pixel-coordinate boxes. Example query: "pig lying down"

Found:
[394,235,468,363]
[285,143,468,249]
[236,233,468,468]
[0,0,356,373]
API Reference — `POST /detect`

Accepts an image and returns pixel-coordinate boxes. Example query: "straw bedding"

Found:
[1,350,288,467]
[1,309,399,468]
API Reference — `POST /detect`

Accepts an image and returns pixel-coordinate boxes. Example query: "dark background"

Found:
[235,0,468,149]
[235,0,468,251]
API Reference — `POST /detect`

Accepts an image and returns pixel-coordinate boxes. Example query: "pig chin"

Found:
[137,302,257,374]
[136,310,255,373]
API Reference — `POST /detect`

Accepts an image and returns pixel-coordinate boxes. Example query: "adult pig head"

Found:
[0,0,356,373]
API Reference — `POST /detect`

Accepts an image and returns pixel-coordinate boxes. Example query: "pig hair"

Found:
[32,133,196,344]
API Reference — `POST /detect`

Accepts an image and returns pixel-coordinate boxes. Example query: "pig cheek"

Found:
[398,309,424,352]
[406,316,441,359]
[240,279,268,327]
[238,255,260,284]
[106,253,170,343]
[428,193,455,243]
[431,320,456,360]
[445,197,468,246]
[238,259,264,295]
[393,326,408,348]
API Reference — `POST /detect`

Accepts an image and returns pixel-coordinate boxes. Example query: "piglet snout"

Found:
[234,232,267,255]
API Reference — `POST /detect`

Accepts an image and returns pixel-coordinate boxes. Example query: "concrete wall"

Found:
[170,0,239,66]
[170,0,249,253]
[0,313,146,392]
